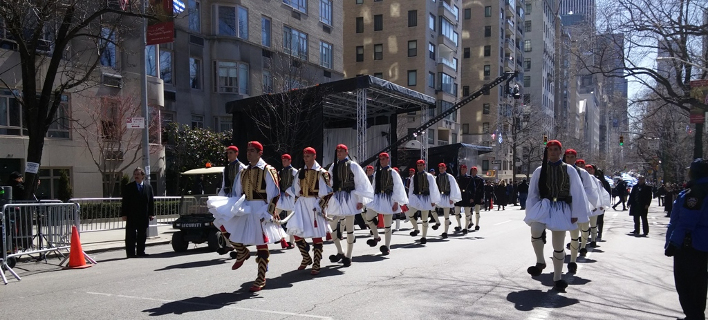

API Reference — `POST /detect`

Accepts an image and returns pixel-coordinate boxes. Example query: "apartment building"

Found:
[343,0,463,152]
[460,0,525,180]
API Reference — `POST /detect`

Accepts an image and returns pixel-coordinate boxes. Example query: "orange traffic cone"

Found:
[65,225,92,269]
[377,214,385,228]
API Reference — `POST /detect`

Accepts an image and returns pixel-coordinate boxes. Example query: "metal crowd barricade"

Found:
[69,196,185,232]
[1,202,89,284]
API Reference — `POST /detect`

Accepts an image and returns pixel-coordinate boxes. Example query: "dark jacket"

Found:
[121,181,155,228]
[456,174,473,206]
[495,184,508,206]
[666,178,708,252]
[627,183,652,216]
[517,181,529,194]
[471,176,485,204]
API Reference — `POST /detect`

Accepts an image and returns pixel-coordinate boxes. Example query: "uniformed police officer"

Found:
[666,158,708,320]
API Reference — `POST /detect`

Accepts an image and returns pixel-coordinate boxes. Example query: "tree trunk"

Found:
[23,131,46,200]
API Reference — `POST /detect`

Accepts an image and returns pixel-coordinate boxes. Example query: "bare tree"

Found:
[73,94,158,196]
[0,1,154,199]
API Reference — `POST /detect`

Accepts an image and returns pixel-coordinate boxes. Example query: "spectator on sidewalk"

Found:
[121,167,155,258]
[517,179,529,210]
[628,176,653,236]
[665,158,708,320]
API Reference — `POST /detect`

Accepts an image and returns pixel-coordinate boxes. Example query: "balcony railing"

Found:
[440,57,458,70]
[440,1,459,21]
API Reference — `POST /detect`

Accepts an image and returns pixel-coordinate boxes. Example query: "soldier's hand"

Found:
[431,203,436,207]
[571,218,578,223]
[392,202,399,212]
[449,200,454,205]
[357,203,363,210]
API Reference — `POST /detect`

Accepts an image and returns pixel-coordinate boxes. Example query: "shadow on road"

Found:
[353,254,386,263]
[142,291,260,316]
[154,258,228,271]
[259,266,345,291]
[506,289,580,311]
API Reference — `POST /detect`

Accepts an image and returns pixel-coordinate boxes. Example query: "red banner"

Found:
[690,80,708,124]
[146,0,174,45]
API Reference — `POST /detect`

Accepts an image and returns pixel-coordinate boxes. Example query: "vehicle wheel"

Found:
[171,231,189,252]
[207,230,220,252]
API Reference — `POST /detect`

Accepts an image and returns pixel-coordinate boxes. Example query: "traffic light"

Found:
[619,135,624,146]
[543,135,548,145]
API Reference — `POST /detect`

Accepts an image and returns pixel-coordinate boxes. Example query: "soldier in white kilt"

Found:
[585,164,611,247]
[207,141,284,292]
[407,159,441,244]
[276,154,297,249]
[525,140,590,292]
[286,147,333,275]
[435,163,462,239]
[362,152,408,255]
[326,144,373,267]
[562,153,599,274]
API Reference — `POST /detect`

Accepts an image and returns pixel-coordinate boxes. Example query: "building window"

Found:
[218,117,232,132]
[429,42,436,59]
[374,14,383,31]
[217,5,248,39]
[262,17,271,47]
[214,61,249,94]
[102,173,122,197]
[523,58,531,71]
[483,45,491,57]
[191,114,204,129]
[145,45,157,76]
[100,27,116,68]
[356,46,364,62]
[523,94,531,104]
[159,48,172,85]
[320,41,333,69]
[526,2,531,13]
[482,160,489,171]
[189,57,201,89]
[464,8,471,20]
[440,18,458,46]
[238,63,249,94]
[525,20,531,33]
[462,123,469,134]
[524,40,532,52]
[463,47,470,59]
[482,122,489,133]
[429,13,435,31]
[484,65,490,77]
[483,103,490,114]
[36,168,72,200]
[262,70,273,93]
[320,0,332,25]
[283,0,307,13]
[427,72,435,88]
[188,0,200,32]
[374,72,383,78]
[408,10,417,27]
[356,0,363,4]
[374,43,383,60]
[428,129,435,144]
[407,70,417,86]
[408,40,417,57]
[484,26,491,37]
[524,75,530,87]
[462,86,469,96]
[440,72,454,94]
[356,17,364,33]
[283,26,308,60]
[485,6,491,17]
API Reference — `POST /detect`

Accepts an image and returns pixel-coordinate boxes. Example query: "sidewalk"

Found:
[79,224,176,254]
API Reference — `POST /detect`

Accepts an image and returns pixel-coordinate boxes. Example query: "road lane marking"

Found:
[494,220,512,225]
[86,292,333,319]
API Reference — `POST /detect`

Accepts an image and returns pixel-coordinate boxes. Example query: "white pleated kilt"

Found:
[408,194,435,211]
[437,195,456,208]
[366,193,400,215]
[207,196,284,246]
[276,192,296,212]
[326,191,361,216]
[286,197,332,238]
[524,199,579,231]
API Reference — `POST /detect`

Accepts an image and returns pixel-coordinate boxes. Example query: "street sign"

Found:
[127,117,145,129]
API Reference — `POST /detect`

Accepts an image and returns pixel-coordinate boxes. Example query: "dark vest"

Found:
[437,173,451,195]
[332,160,356,192]
[223,160,242,195]
[375,168,395,195]
[280,166,296,191]
[545,163,571,202]
[413,172,430,196]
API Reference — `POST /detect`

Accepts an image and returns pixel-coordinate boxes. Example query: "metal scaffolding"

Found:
[356,88,367,161]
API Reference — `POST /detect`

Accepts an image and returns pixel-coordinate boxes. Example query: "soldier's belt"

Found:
[335,187,356,192]
[542,196,572,204]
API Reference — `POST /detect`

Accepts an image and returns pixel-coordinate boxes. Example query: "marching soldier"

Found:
[326,144,373,267]
[209,141,284,292]
[286,147,333,275]
[585,164,611,247]
[363,152,408,255]
[436,163,462,239]
[276,154,297,249]
[406,160,441,244]
[525,140,589,292]
[469,166,486,232]
[455,165,473,233]
[562,151,598,274]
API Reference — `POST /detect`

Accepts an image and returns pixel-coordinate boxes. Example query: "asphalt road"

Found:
[1,200,687,320]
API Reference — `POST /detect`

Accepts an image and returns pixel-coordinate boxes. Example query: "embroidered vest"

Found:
[333,160,356,192]
[280,167,295,191]
[375,168,395,194]
[300,169,322,197]
[413,172,430,196]
[546,163,571,201]
[241,165,268,200]
[437,173,451,195]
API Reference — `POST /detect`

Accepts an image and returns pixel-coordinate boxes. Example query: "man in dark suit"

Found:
[121,167,155,258]
[628,176,653,236]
